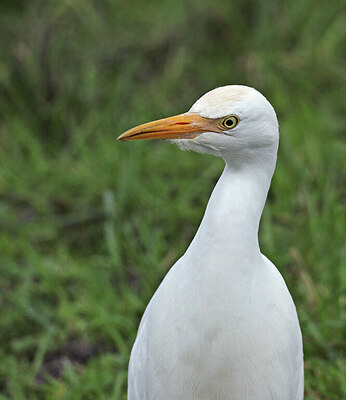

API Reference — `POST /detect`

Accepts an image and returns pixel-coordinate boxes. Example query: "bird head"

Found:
[117,85,279,166]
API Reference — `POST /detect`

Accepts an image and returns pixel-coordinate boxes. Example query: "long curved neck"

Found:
[185,159,275,271]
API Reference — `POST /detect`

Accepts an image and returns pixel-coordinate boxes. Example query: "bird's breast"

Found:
[129,257,303,400]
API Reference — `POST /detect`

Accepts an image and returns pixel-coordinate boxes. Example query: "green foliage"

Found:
[0,0,345,398]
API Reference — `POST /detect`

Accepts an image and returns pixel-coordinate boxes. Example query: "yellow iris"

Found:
[221,115,239,130]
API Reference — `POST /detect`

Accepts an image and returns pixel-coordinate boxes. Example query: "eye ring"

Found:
[221,115,239,130]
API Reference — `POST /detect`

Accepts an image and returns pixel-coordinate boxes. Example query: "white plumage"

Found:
[118,85,304,399]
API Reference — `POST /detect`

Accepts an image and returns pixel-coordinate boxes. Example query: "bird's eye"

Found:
[221,115,239,130]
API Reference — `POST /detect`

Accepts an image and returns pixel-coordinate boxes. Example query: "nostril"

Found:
[175,122,189,125]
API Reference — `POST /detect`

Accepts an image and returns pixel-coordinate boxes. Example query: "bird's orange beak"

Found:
[117,112,220,141]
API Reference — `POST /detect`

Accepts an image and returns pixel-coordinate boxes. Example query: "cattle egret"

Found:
[118,85,304,400]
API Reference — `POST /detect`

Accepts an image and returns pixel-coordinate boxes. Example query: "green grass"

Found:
[0,0,345,398]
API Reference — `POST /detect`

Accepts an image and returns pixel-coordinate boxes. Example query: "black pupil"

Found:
[225,119,233,127]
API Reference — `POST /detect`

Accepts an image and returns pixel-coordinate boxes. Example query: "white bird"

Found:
[118,85,304,400]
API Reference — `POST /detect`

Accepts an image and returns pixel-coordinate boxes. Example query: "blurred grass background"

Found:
[0,0,345,399]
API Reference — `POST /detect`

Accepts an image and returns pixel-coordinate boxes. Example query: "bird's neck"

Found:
[185,160,275,271]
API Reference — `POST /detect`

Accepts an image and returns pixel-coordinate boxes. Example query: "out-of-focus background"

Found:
[0,0,345,398]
